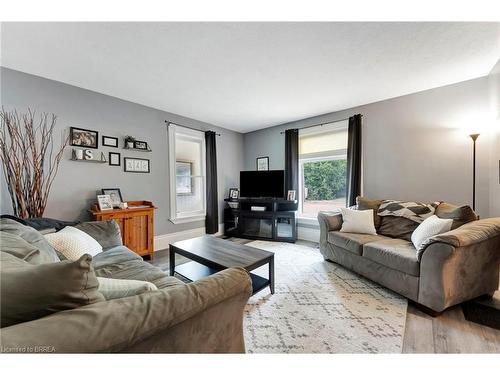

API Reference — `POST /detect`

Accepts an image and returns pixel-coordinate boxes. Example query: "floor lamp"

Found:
[469,133,480,211]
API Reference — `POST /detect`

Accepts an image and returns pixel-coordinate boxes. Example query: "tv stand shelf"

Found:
[223,198,298,243]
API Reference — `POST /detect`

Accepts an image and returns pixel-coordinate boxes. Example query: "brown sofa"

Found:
[318,202,500,313]
[0,218,252,353]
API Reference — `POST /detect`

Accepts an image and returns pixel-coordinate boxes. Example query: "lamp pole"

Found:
[469,134,479,211]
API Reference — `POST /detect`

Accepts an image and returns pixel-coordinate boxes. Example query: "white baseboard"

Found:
[154,223,224,251]
[297,226,320,243]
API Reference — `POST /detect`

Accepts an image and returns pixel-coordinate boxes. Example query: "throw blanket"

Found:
[378,200,439,223]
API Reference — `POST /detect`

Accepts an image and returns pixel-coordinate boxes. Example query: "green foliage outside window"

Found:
[303,159,347,200]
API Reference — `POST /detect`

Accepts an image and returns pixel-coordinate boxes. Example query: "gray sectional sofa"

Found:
[318,199,500,313]
[0,218,252,353]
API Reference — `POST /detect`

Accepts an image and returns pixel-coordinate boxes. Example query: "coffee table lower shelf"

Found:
[174,261,270,295]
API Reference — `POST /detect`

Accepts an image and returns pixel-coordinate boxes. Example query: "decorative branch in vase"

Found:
[0,108,68,218]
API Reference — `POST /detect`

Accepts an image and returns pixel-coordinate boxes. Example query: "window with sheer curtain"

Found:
[299,120,348,218]
[168,124,206,224]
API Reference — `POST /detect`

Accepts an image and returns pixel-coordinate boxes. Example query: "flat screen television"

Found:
[240,170,285,198]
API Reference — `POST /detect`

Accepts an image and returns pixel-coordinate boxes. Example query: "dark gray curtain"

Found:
[284,129,299,197]
[205,131,219,234]
[346,114,362,207]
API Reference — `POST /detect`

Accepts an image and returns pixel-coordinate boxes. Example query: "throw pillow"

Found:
[435,202,478,230]
[411,215,453,257]
[356,196,384,229]
[44,226,103,261]
[0,252,104,328]
[378,216,419,241]
[97,277,158,300]
[339,208,377,235]
[378,200,439,223]
[0,218,60,263]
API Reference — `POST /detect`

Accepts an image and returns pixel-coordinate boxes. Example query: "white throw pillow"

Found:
[340,208,377,235]
[97,277,158,300]
[44,226,103,260]
[411,215,453,251]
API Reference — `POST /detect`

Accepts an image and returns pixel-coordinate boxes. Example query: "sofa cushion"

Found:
[75,220,123,249]
[0,252,104,328]
[378,216,419,241]
[356,196,384,229]
[435,202,478,230]
[328,231,385,255]
[0,232,41,263]
[92,246,183,289]
[362,238,420,276]
[0,218,59,263]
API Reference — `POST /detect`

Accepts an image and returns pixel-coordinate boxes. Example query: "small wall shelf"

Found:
[70,149,107,163]
[123,146,152,152]
[70,157,107,164]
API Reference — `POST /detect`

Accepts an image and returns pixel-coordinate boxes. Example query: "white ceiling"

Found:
[1,22,499,133]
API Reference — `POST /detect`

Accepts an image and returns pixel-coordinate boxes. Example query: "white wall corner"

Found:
[153,223,224,251]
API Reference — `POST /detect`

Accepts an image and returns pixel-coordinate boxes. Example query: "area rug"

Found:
[244,240,408,353]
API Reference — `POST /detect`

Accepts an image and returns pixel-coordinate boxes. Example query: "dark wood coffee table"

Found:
[169,236,275,295]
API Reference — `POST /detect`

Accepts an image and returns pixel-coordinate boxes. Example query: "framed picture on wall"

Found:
[134,140,149,150]
[102,136,119,148]
[70,127,98,148]
[256,156,269,171]
[124,157,150,173]
[108,152,121,166]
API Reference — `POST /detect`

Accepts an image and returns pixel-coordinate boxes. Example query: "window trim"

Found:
[298,119,348,220]
[168,124,206,224]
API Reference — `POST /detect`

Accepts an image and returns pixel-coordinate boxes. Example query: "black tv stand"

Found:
[223,197,298,243]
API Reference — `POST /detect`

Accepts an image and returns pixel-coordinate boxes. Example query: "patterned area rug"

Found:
[244,240,408,353]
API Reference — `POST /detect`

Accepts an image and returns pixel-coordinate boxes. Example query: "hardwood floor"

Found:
[150,238,500,353]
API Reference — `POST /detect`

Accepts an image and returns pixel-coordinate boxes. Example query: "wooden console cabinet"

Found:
[90,200,156,258]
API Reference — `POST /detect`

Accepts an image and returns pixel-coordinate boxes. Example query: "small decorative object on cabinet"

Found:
[256,156,269,171]
[101,188,123,207]
[90,200,156,258]
[97,194,113,211]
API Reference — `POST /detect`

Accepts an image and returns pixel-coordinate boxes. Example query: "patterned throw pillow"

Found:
[378,200,439,223]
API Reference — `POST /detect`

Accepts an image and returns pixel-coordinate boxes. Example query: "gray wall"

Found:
[0,67,244,235]
[489,59,500,217]
[244,76,493,219]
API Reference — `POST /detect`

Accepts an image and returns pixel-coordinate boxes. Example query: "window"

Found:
[298,120,348,218]
[168,124,206,223]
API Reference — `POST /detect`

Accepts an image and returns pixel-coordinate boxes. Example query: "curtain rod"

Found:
[164,120,221,136]
[279,115,362,134]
